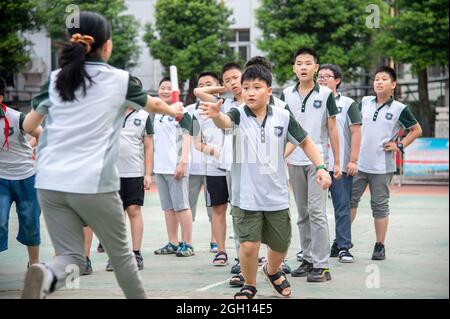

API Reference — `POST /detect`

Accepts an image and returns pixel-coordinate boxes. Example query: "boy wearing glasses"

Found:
[281,48,341,282]
[317,64,362,263]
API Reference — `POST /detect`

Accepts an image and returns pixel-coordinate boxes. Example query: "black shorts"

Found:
[205,176,229,207]
[119,177,145,210]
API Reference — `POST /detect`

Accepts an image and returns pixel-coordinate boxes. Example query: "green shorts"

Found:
[231,206,292,253]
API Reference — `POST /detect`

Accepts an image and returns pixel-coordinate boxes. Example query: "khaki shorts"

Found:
[231,206,291,253]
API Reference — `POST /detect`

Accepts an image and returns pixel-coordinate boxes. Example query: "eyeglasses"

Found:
[317,75,335,80]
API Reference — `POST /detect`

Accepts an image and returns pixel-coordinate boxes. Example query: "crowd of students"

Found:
[0,11,422,299]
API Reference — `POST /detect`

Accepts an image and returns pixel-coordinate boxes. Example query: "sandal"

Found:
[234,285,257,299]
[213,251,228,266]
[229,273,244,287]
[262,264,291,298]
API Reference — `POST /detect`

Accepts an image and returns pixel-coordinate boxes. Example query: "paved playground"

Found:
[0,185,448,299]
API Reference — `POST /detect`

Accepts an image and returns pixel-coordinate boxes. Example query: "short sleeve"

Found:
[399,107,418,129]
[145,115,154,135]
[326,93,339,117]
[287,114,308,145]
[190,114,201,137]
[347,102,362,125]
[179,112,192,132]
[226,107,241,126]
[125,74,148,109]
[32,80,51,115]
[19,113,26,131]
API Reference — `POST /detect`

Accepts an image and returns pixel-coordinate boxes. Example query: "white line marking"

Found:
[196,279,230,292]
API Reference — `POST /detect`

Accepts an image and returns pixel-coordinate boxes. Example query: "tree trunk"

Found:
[184,78,197,106]
[417,68,431,137]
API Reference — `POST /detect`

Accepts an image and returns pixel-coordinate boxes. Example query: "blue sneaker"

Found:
[154,242,179,255]
[176,242,195,257]
[210,242,218,253]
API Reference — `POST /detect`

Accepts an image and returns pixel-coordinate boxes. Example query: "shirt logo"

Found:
[134,119,142,126]
[313,100,322,108]
[337,107,343,113]
[385,113,393,120]
[274,126,284,137]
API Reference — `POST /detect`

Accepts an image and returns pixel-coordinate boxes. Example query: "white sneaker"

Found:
[21,264,52,299]
[338,249,354,263]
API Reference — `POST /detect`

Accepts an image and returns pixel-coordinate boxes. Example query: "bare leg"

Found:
[374,216,389,244]
[212,203,227,252]
[351,207,357,224]
[235,241,260,299]
[267,247,291,296]
[126,205,143,251]
[176,209,193,244]
[83,226,93,257]
[27,245,39,265]
[165,210,179,244]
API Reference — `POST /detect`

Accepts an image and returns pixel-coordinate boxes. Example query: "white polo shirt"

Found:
[117,109,153,178]
[153,111,192,175]
[281,82,339,166]
[191,102,232,177]
[226,105,308,211]
[32,59,149,193]
[185,102,206,176]
[358,96,418,174]
[328,93,362,172]
[0,107,35,180]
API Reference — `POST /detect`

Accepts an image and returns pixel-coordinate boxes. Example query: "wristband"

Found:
[315,164,327,172]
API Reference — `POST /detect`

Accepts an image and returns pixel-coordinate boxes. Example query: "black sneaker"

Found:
[338,249,354,263]
[372,242,386,260]
[296,250,303,261]
[83,256,93,275]
[281,261,291,274]
[231,258,240,274]
[330,240,339,257]
[97,243,105,253]
[307,268,332,282]
[135,253,144,270]
[291,260,313,277]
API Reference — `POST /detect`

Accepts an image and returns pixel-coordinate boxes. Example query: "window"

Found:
[230,29,250,61]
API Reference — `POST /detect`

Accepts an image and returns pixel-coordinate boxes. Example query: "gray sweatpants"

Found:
[288,164,330,269]
[38,190,147,299]
[188,174,212,222]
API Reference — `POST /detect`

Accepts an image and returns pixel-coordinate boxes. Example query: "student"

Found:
[153,78,195,257]
[185,72,215,253]
[191,72,230,266]
[351,66,422,260]
[194,62,245,273]
[281,47,341,282]
[317,64,362,263]
[0,78,42,268]
[200,65,331,299]
[20,11,183,299]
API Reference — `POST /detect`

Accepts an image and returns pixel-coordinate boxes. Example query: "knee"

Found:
[240,242,259,257]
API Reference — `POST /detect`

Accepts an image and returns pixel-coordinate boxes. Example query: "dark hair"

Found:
[293,47,318,64]
[374,66,397,82]
[318,64,343,89]
[241,65,272,87]
[158,77,171,87]
[55,11,112,102]
[244,56,272,72]
[197,71,220,85]
[0,77,6,97]
[220,62,241,80]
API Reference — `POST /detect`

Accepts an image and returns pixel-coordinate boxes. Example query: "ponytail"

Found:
[55,11,111,102]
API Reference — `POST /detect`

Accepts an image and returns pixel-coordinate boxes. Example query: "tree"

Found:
[256,0,388,85]
[375,0,449,136]
[143,0,236,104]
[0,0,42,84]
[37,0,141,70]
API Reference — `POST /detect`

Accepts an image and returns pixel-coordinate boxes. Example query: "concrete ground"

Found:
[0,185,448,299]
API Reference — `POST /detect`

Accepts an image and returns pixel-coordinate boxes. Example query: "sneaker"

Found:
[258,256,267,267]
[338,249,354,263]
[372,242,386,260]
[281,261,291,274]
[105,259,114,272]
[22,264,54,299]
[291,260,313,277]
[154,242,179,255]
[210,242,218,253]
[330,240,339,258]
[176,242,195,257]
[97,243,105,253]
[83,257,93,275]
[307,268,332,282]
[231,258,240,274]
[296,250,303,261]
[135,253,144,270]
